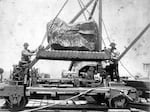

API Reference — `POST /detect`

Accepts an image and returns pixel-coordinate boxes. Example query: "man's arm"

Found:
[112,50,120,59]
[22,50,33,56]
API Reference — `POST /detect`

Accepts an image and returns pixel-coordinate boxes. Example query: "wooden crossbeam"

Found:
[36,50,110,61]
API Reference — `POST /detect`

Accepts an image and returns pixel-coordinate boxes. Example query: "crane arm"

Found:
[118,23,150,61]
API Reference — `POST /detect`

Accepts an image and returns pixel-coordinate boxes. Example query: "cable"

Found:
[79,0,90,15]
[88,0,98,20]
[40,0,69,46]
[80,0,110,45]
[79,0,107,48]
[102,38,106,48]
[77,0,87,20]
[119,61,136,79]
[20,88,94,112]
[28,0,69,69]
[79,0,108,49]
[102,19,111,43]
[101,19,135,79]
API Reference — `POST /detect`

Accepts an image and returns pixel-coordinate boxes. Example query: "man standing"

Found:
[106,42,118,58]
[105,42,120,81]
[94,63,107,86]
[21,42,36,63]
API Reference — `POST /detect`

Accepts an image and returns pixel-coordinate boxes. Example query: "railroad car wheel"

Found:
[109,94,129,108]
[92,93,106,104]
[5,96,28,111]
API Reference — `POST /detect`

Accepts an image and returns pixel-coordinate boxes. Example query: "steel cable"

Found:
[101,19,135,79]
[77,0,87,20]
[40,0,69,47]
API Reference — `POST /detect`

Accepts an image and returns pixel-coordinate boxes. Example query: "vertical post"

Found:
[98,0,102,51]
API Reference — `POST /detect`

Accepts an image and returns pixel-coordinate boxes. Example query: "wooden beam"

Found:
[36,50,110,61]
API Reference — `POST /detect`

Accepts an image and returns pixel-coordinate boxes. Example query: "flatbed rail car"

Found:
[0,50,145,111]
[0,0,149,111]
[123,79,150,99]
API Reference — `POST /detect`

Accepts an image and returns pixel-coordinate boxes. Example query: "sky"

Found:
[0,0,150,79]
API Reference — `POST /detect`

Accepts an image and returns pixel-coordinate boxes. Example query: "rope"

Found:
[79,0,91,15]
[28,0,69,69]
[20,88,94,112]
[77,0,87,20]
[79,0,135,79]
[79,0,108,49]
[120,61,135,79]
[78,2,109,48]
[102,38,106,48]
[119,61,136,79]
[102,19,135,79]
[79,0,110,45]
[88,0,98,20]
[40,0,69,47]
[79,0,107,49]
[102,19,111,43]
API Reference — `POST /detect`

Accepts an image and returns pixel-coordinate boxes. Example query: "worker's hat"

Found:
[23,42,29,46]
[0,68,4,74]
[110,42,116,48]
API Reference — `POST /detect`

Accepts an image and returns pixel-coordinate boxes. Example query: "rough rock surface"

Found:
[47,18,99,51]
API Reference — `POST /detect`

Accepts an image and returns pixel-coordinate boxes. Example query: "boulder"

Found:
[47,18,99,51]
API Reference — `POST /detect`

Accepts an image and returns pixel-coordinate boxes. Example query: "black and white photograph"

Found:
[0,0,150,112]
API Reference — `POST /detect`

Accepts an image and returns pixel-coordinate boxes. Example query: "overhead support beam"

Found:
[69,0,94,24]
[118,23,150,61]
[77,0,87,20]
[88,0,98,20]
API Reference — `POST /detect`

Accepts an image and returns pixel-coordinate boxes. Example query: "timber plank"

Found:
[36,50,110,61]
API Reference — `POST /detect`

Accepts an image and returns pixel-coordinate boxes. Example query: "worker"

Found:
[21,42,36,63]
[80,66,95,87]
[94,63,107,86]
[86,66,95,80]
[105,42,120,81]
[94,64,102,81]
[105,42,119,58]
[0,68,4,82]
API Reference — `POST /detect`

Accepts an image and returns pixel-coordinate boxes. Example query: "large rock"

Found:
[47,18,99,51]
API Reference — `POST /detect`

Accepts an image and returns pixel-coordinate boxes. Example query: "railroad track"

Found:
[0,104,148,112]
[0,99,149,112]
[0,108,146,112]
